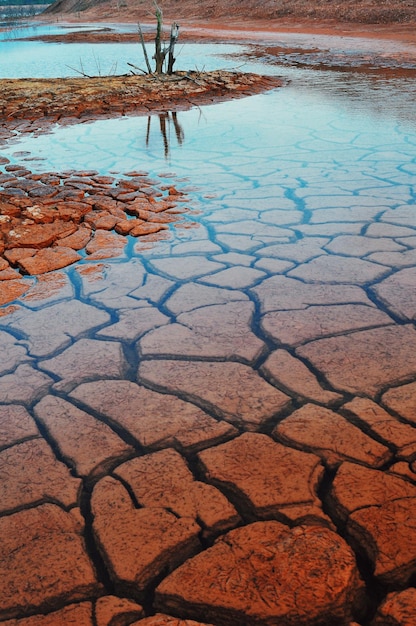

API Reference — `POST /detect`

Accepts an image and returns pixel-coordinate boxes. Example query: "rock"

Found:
[5,299,111,357]
[251,275,373,314]
[328,462,416,587]
[371,267,416,320]
[85,228,126,257]
[34,395,134,478]
[343,397,416,460]
[325,235,405,256]
[17,246,82,274]
[0,278,32,305]
[91,476,201,595]
[0,363,53,405]
[288,253,389,284]
[328,461,416,524]
[199,266,266,289]
[138,360,292,430]
[38,337,128,392]
[164,282,248,316]
[95,596,144,626]
[261,304,391,346]
[97,304,169,342]
[56,223,92,249]
[132,616,214,625]
[148,256,226,281]
[261,349,342,404]
[296,325,416,398]
[155,521,363,626]
[138,301,264,363]
[0,504,101,620]
[371,588,416,625]
[0,329,30,375]
[1,602,94,625]
[70,380,236,454]
[274,404,392,469]
[348,498,416,587]
[114,448,240,537]
[0,438,81,514]
[5,220,77,249]
[382,381,416,425]
[0,403,39,447]
[198,432,327,524]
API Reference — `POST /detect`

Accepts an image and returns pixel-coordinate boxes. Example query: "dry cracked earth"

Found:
[1,32,416,626]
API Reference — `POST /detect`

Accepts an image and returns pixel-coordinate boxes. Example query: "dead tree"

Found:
[138,3,180,75]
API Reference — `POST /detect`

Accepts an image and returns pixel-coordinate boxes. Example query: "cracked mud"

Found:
[1,20,416,626]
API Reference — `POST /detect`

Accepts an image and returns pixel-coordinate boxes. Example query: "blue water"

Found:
[1,30,415,254]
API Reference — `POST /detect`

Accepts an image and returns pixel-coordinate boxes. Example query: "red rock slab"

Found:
[274,404,392,469]
[34,395,134,479]
[261,303,392,346]
[0,277,35,304]
[95,596,144,626]
[198,432,328,525]
[329,462,416,525]
[0,265,22,280]
[5,220,77,249]
[251,275,373,314]
[382,381,416,425]
[372,267,416,321]
[0,438,82,514]
[70,380,237,454]
[0,363,53,405]
[0,504,101,621]
[1,603,94,625]
[0,404,39,447]
[39,337,128,392]
[155,521,363,626]
[138,302,264,363]
[138,360,292,431]
[371,588,416,625]
[343,397,416,460]
[261,349,342,405]
[0,329,29,375]
[56,223,92,249]
[5,299,111,357]
[91,476,201,595]
[17,246,82,275]
[296,325,416,399]
[85,228,126,256]
[133,616,214,625]
[4,247,37,264]
[114,448,240,537]
[348,497,416,587]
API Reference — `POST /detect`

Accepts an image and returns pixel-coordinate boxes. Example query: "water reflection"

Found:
[146,112,185,159]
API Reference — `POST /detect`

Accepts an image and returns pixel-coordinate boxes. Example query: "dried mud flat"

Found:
[2,14,416,626]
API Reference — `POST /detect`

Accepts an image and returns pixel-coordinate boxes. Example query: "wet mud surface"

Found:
[1,19,416,626]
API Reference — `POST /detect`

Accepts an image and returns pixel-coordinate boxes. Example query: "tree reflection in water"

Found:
[146,111,185,159]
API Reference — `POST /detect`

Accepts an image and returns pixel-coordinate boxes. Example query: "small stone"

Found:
[155,521,363,625]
